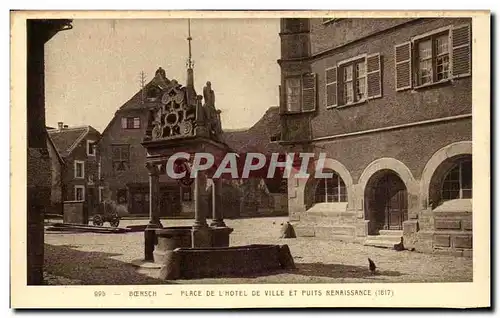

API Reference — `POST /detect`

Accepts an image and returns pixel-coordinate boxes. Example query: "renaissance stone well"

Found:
[141,76,234,260]
[138,70,294,279]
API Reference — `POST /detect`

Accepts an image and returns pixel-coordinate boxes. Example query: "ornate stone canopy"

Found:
[143,77,223,144]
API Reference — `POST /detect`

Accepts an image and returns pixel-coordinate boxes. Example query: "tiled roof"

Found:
[47,126,100,157]
[222,106,283,154]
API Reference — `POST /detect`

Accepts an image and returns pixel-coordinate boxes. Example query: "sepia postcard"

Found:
[10,9,491,309]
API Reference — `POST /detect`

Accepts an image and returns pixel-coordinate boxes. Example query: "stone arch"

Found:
[301,158,355,211]
[420,141,472,209]
[357,158,418,213]
[358,158,417,194]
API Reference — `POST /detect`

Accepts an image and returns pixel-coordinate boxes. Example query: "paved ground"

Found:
[44,217,473,285]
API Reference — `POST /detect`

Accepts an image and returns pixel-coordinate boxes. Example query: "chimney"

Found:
[58,122,63,130]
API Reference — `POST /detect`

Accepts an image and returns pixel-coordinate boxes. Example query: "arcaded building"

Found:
[278,18,472,256]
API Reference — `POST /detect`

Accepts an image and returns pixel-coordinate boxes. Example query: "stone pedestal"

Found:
[154,227,192,264]
[191,226,212,248]
[144,225,160,262]
[210,226,234,247]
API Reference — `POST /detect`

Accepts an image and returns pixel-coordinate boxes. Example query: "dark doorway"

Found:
[365,171,408,234]
[128,184,181,216]
[130,191,149,215]
[159,187,181,217]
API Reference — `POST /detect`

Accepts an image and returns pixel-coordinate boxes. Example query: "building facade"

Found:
[279,18,472,256]
[48,123,102,214]
[98,68,288,218]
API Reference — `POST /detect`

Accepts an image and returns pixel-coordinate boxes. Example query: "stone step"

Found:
[299,217,358,227]
[378,230,403,237]
[366,235,402,243]
[295,225,357,240]
[363,239,400,249]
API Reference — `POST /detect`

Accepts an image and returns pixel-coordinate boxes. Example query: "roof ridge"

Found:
[65,126,90,155]
[48,125,90,132]
[46,132,65,164]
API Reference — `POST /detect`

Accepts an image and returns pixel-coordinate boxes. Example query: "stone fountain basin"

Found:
[159,244,295,280]
[153,226,234,264]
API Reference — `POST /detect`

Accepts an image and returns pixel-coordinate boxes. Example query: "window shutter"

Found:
[325,67,337,107]
[451,24,471,78]
[121,117,127,128]
[302,73,317,112]
[366,53,382,99]
[395,42,412,91]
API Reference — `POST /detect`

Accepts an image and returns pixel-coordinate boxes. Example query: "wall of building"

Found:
[309,18,472,139]
[62,130,101,215]
[309,18,414,55]
[99,108,151,202]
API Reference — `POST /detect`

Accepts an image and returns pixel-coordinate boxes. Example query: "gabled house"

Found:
[47,122,102,214]
[98,67,179,217]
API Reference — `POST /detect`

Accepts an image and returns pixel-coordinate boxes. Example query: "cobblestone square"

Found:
[44,217,473,285]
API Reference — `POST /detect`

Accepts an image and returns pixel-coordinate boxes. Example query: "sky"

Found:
[44,18,281,133]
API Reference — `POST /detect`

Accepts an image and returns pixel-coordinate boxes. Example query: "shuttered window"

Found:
[302,73,317,112]
[395,24,471,91]
[451,24,471,77]
[325,67,337,108]
[414,31,451,86]
[284,73,317,113]
[122,117,141,129]
[366,53,382,99]
[326,53,383,108]
[395,42,412,91]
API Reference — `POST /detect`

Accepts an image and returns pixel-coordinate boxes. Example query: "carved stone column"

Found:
[210,178,226,227]
[144,162,163,262]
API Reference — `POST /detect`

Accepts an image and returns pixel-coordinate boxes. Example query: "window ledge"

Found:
[432,199,472,213]
[413,78,452,91]
[282,109,316,115]
[327,99,367,110]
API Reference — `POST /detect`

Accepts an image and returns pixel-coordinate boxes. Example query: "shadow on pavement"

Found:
[294,262,403,279]
[44,244,172,285]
